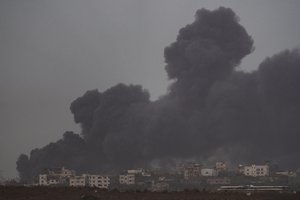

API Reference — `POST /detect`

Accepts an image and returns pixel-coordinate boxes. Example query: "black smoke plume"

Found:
[164,7,254,107]
[17,7,300,182]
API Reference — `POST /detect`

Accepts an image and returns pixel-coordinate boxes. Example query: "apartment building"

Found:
[241,164,269,177]
[87,174,110,189]
[69,175,87,187]
[39,167,74,186]
[119,173,135,185]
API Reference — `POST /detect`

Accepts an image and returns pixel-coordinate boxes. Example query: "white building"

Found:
[39,174,65,186]
[39,174,48,186]
[69,174,110,189]
[69,175,87,187]
[242,165,269,177]
[87,174,110,189]
[38,167,110,189]
[39,167,74,186]
[201,168,218,177]
[119,174,135,185]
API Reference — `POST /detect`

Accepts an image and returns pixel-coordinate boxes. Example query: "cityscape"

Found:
[32,161,300,192]
[1,0,300,199]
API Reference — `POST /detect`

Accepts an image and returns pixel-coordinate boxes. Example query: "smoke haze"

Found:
[16,7,300,182]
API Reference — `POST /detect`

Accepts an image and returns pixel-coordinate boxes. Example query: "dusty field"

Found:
[0,186,299,200]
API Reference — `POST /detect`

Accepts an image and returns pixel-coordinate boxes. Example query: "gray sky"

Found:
[1,0,300,179]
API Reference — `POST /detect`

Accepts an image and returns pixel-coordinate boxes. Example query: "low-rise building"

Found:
[119,168,151,185]
[127,169,143,174]
[201,168,218,177]
[275,171,297,177]
[215,162,227,173]
[183,163,202,180]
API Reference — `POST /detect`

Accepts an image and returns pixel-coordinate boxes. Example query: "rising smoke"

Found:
[17,7,300,182]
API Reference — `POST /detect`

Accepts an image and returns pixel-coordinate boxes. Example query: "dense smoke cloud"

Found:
[17,7,300,182]
[165,7,253,107]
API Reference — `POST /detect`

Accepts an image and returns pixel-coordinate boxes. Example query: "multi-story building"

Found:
[39,167,110,188]
[201,168,218,177]
[87,174,110,189]
[119,168,151,185]
[241,164,269,177]
[119,173,135,185]
[69,174,110,189]
[69,175,87,187]
[215,162,227,173]
[39,174,48,186]
[183,163,202,180]
[39,167,74,186]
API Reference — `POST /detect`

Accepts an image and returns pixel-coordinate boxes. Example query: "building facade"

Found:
[242,165,269,177]
[87,174,110,189]
[215,162,227,173]
[201,168,218,177]
[119,174,135,185]
[183,163,202,180]
[69,175,87,187]
[38,167,110,188]
[39,167,74,186]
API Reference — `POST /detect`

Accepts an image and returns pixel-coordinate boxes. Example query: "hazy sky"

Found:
[1,0,300,179]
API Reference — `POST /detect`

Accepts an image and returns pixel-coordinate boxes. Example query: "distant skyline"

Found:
[1,0,300,178]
